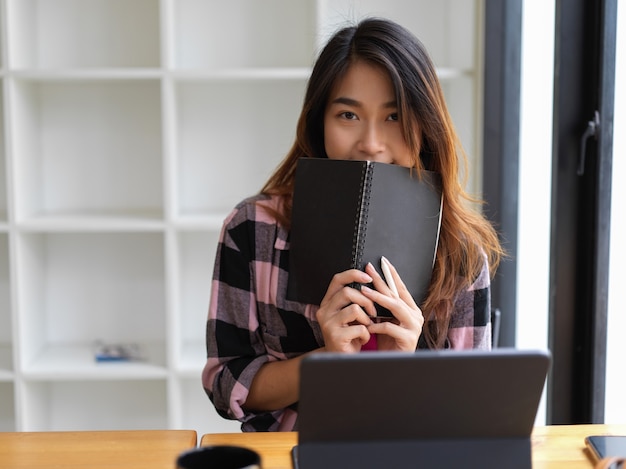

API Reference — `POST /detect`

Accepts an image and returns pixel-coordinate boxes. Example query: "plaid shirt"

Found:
[202,194,492,432]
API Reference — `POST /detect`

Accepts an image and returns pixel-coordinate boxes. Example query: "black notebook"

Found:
[286,158,443,308]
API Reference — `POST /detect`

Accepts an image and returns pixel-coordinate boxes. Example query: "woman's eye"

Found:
[387,113,399,121]
[340,111,357,120]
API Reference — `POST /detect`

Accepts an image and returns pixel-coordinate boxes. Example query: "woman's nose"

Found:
[358,123,386,156]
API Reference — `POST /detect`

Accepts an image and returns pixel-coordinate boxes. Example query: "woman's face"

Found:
[323,60,418,168]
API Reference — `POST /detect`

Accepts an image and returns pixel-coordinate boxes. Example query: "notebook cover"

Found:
[286,158,442,307]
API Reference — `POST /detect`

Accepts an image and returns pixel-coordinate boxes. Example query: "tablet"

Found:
[295,348,551,469]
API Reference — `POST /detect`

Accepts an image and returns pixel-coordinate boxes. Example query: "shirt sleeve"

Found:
[447,252,492,350]
[201,201,275,428]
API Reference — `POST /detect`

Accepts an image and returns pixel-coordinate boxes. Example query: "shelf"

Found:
[6,64,470,83]
[8,69,164,80]
[17,212,166,232]
[22,343,167,380]
[0,0,483,432]
[173,213,228,232]
[171,68,312,81]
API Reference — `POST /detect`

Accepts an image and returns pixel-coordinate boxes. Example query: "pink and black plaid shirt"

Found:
[202,194,492,432]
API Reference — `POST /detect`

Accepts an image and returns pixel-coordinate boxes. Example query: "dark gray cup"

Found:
[176,445,261,469]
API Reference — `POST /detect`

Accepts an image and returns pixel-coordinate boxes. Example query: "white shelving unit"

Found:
[0,0,483,433]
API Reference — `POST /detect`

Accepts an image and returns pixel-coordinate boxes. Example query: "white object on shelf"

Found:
[0,0,484,433]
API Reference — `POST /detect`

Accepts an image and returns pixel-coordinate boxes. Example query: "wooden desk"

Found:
[531,424,626,468]
[201,424,626,469]
[0,430,197,469]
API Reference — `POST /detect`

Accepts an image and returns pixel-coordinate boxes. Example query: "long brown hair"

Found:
[262,18,503,348]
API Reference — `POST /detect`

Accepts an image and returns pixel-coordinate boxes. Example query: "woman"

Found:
[202,18,504,432]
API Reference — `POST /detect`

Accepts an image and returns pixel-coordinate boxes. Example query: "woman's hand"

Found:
[316,269,377,353]
[361,259,424,351]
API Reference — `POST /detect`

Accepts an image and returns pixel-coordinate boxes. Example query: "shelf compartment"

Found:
[177,377,241,435]
[8,78,164,223]
[174,79,306,218]
[178,341,205,377]
[20,379,168,431]
[0,4,4,70]
[0,344,13,378]
[440,75,481,195]
[318,0,477,70]
[0,87,6,223]
[173,231,219,372]
[0,233,12,375]
[14,232,167,373]
[0,383,15,431]
[172,0,317,69]
[5,0,161,69]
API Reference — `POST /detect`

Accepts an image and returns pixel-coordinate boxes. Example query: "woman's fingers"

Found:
[321,269,373,303]
[318,301,372,353]
[315,262,425,353]
[361,259,425,351]
[316,269,379,352]
[319,270,378,319]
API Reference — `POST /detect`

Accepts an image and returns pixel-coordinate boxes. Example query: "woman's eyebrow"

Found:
[329,97,398,108]
[329,97,361,107]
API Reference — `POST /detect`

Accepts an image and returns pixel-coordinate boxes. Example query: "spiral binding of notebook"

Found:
[352,161,374,270]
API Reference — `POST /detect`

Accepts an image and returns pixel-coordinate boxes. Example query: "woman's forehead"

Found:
[328,60,396,101]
